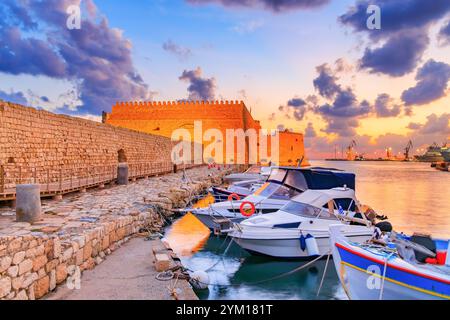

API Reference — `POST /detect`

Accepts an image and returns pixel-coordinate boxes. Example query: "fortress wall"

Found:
[104,100,309,165]
[0,101,175,179]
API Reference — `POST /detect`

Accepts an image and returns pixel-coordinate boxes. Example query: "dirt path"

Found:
[45,237,198,300]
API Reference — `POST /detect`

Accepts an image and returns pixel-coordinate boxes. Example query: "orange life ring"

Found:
[227,193,240,201]
[240,201,256,217]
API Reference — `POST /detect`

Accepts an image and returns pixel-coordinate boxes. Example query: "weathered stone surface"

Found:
[61,247,73,262]
[18,259,33,275]
[0,256,12,273]
[0,276,12,298]
[22,272,38,288]
[83,242,93,260]
[12,276,23,290]
[53,238,61,258]
[7,265,18,277]
[12,251,26,265]
[7,238,22,254]
[45,259,59,273]
[75,250,83,266]
[49,269,56,291]
[33,255,48,272]
[56,264,67,284]
[14,290,28,300]
[34,275,50,299]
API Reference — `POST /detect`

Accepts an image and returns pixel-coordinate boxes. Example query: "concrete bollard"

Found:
[15,184,41,223]
[117,163,129,185]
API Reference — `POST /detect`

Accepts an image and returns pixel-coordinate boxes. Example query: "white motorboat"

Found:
[329,225,450,300]
[209,179,263,202]
[222,165,272,184]
[191,166,356,231]
[230,188,374,259]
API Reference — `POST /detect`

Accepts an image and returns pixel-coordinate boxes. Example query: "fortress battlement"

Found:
[113,100,245,109]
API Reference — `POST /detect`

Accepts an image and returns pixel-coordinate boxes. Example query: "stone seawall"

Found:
[0,166,233,300]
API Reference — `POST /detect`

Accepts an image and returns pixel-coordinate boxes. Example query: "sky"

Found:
[0,0,450,159]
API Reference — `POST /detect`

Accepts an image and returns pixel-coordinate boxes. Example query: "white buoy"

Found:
[190,270,209,290]
[305,235,319,256]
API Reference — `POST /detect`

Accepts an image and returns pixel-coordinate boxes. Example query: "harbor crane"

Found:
[404,140,413,161]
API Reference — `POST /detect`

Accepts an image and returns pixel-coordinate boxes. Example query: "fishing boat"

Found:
[329,225,450,300]
[230,188,375,259]
[190,166,355,231]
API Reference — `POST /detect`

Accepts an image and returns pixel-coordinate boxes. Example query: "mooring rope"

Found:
[189,251,331,288]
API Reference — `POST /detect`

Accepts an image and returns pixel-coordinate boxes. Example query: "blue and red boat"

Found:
[329,225,450,300]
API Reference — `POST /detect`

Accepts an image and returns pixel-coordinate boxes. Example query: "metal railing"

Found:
[0,162,205,201]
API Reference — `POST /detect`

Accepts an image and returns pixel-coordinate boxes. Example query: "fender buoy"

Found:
[240,201,256,217]
[305,234,319,256]
[227,193,240,201]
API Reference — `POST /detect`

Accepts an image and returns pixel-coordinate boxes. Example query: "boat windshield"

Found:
[253,182,300,200]
[268,168,287,182]
[284,170,308,192]
[281,201,338,220]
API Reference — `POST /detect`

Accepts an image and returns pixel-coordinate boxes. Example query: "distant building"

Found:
[104,100,309,166]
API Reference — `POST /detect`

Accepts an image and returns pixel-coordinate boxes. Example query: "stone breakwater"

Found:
[0,166,233,300]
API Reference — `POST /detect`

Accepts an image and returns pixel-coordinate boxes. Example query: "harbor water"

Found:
[164,161,450,300]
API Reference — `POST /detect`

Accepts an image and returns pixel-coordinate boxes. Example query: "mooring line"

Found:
[189,251,330,288]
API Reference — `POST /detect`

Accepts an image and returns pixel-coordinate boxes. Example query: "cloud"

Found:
[340,0,450,77]
[313,64,341,99]
[340,0,450,37]
[0,89,28,105]
[186,0,331,12]
[0,27,67,77]
[317,89,372,118]
[287,98,306,107]
[401,59,450,106]
[278,97,310,121]
[359,30,429,77]
[439,20,450,45]
[374,93,401,117]
[407,122,421,130]
[179,67,216,100]
[162,40,192,61]
[0,0,152,115]
[413,113,450,135]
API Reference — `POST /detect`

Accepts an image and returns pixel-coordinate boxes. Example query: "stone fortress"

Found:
[104,100,309,167]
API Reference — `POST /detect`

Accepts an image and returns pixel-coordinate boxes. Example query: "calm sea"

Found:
[164,161,450,300]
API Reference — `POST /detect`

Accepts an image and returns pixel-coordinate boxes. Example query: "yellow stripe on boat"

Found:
[341,261,450,300]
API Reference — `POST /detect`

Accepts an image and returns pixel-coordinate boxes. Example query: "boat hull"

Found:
[329,226,450,300]
[233,233,371,259]
[194,213,244,230]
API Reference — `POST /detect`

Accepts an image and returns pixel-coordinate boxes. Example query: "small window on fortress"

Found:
[291,146,293,151]
[7,157,15,164]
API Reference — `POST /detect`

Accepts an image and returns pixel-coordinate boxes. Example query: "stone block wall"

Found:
[0,101,191,188]
[0,210,155,300]
[0,101,174,168]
